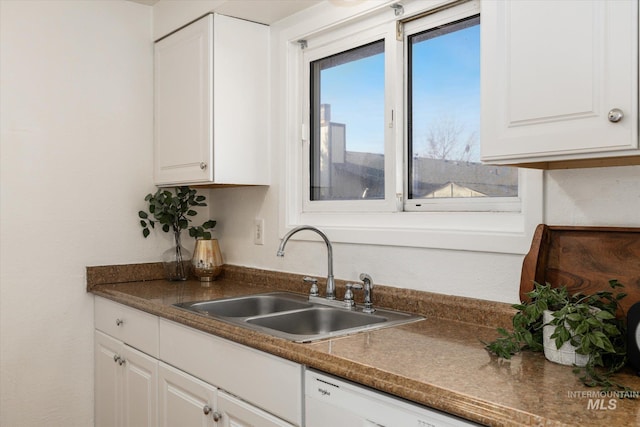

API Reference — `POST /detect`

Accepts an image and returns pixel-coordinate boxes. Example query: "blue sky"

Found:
[319,23,480,159]
[320,53,385,154]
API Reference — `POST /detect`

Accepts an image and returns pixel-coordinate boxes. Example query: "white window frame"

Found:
[280,0,543,254]
[402,6,520,213]
[302,23,397,213]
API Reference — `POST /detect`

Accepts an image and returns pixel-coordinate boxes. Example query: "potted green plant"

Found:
[138,186,216,281]
[484,280,628,390]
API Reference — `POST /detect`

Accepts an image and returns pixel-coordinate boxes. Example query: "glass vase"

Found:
[162,231,192,281]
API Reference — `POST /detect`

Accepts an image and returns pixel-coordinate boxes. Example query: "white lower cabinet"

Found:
[96,297,476,427]
[158,361,295,427]
[94,297,300,427]
[158,362,216,427]
[159,318,303,426]
[217,389,294,427]
[95,331,158,427]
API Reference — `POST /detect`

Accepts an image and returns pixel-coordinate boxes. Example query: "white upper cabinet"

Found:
[481,0,638,167]
[154,14,269,185]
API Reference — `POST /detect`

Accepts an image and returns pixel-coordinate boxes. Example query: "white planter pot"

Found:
[542,310,589,367]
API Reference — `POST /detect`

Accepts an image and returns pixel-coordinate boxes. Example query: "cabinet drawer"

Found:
[159,319,302,426]
[95,296,159,357]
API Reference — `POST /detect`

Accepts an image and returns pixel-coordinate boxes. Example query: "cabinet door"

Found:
[122,346,158,427]
[217,390,295,427]
[95,330,159,427]
[158,362,216,427]
[159,319,302,425]
[154,14,213,185]
[481,0,638,164]
[95,331,122,427]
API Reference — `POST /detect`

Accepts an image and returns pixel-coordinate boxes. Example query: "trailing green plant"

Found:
[484,280,629,391]
[138,186,216,240]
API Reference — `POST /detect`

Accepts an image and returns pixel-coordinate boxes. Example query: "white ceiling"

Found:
[128,0,323,25]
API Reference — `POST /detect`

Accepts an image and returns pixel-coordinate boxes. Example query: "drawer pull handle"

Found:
[115,319,124,326]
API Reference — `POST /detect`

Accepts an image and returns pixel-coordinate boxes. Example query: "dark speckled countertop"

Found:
[88,264,640,426]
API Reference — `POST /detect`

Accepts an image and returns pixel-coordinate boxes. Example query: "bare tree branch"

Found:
[419,116,478,162]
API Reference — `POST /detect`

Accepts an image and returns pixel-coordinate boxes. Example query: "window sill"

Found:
[286,211,537,255]
[282,168,543,255]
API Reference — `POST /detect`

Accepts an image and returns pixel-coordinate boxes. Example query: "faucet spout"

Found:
[277,225,336,299]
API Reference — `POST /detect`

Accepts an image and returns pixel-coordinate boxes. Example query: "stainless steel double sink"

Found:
[174,292,423,343]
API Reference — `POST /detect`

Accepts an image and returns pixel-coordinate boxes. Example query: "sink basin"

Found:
[174,291,423,343]
[247,306,386,335]
[176,293,312,318]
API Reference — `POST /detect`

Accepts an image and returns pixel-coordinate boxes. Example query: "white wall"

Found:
[210,164,640,304]
[0,1,157,425]
[210,166,640,305]
[545,166,640,226]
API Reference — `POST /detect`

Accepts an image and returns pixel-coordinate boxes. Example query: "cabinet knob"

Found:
[212,411,223,422]
[608,108,624,123]
[115,318,124,326]
[203,405,212,415]
[113,355,121,363]
[118,358,126,366]
[200,162,207,170]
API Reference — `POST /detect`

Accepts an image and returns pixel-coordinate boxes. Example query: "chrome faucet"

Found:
[277,225,336,300]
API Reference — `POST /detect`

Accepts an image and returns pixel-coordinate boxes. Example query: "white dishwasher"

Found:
[305,369,481,427]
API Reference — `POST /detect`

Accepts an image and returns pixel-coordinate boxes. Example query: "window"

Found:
[403,10,520,213]
[407,15,517,206]
[310,40,385,201]
[285,0,542,254]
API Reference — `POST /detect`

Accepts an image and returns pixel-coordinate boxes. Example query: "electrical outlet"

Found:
[254,218,264,245]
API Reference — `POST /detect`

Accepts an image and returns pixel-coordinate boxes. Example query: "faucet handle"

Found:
[303,277,319,297]
[344,283,363,308]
